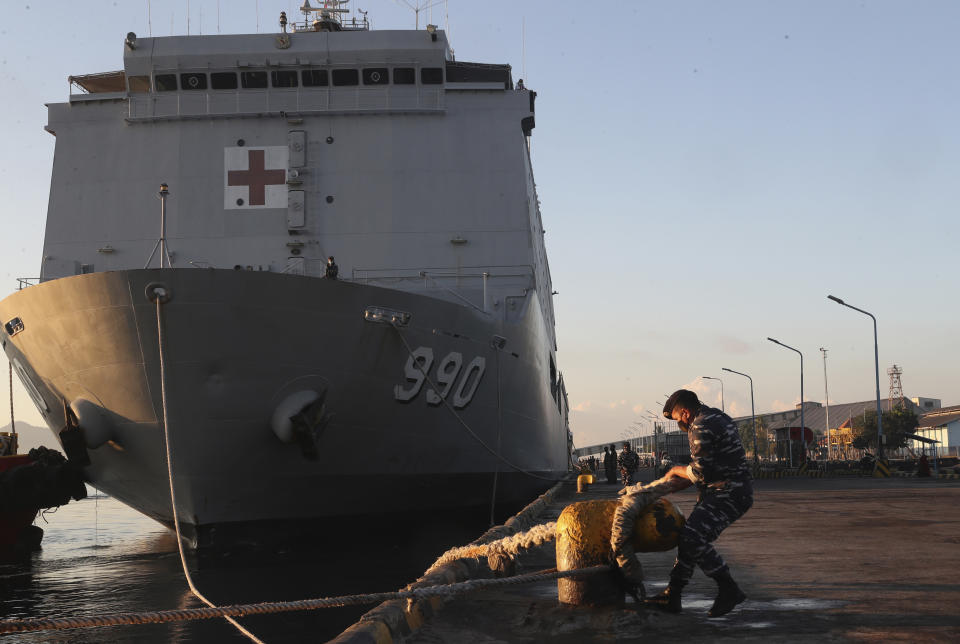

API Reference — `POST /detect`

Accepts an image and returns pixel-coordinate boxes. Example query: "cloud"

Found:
[573,401,593,412]
[717,335,752,355]
[632,404,645,414]
[607,399,628,409]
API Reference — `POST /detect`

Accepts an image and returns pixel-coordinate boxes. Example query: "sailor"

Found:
[325,256,339,280]
[604,444,617,484]
[516,78,525,90]
[617,442,640,486]
[646,389,753,617]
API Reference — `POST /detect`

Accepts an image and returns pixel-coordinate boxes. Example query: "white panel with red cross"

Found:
[223,146,289,209]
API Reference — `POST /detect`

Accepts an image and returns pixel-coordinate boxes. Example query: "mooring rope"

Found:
[0,565,609,634]
[154,292,264,644]
[425,521,558,575]
[391,323,563,482]
[8,362,15,437]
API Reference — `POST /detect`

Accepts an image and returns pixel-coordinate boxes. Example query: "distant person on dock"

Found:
[325,256,339,280]
[645,389,753,618]
[617,442,640,486]
[918,453,931,477]
[604,445,617,484]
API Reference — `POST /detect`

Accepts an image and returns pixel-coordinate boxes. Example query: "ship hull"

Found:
[0,270,567,546]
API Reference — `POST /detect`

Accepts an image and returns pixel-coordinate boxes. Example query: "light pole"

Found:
[722,367,756,465]
[768,337,804,468]
[827,295,884,460]
[701,376,724,412]
[645,412,662,460]
[820,348,831,462]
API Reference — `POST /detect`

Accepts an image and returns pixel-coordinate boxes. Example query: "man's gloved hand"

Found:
[610,561,646,602]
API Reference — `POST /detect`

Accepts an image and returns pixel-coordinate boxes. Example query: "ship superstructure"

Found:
[0,3,569,546]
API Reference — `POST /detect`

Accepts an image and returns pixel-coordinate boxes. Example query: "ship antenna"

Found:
[145,183,174,269]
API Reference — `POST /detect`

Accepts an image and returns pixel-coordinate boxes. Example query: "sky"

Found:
[1,1,958,452]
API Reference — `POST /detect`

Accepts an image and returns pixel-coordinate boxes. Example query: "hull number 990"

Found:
[394,347,486,408]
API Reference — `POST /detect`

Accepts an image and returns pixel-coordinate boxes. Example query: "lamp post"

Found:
[827,295,883,460]
[701,376,724,412]
[722,367,757,465]
[645,412,662,460]
[768,337,804,468]
[820,348,831,462]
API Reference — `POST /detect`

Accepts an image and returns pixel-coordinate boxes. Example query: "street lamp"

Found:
[827,295,884,460]
[820,348,831,462]
[768,337,805,468]
[722,367,757,465]
[701,376,724,412]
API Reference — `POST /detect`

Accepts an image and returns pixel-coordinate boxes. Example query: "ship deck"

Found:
[333,473,960,642]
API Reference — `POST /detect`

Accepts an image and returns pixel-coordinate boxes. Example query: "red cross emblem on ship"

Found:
[227,149,287,206]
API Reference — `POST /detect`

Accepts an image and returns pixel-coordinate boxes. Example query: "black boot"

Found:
[708,570,746,617]
[645,582,682,613]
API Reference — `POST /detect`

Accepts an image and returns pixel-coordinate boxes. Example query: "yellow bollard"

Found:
[576,473,595,493]
[555,498,684,605]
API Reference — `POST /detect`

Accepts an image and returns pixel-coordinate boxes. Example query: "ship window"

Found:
[211,72,238,89]
[241,71,269,89]
[420,67,443,84]
[155,74,178,92]
[128,75,151,92]
[271,70,298,88]
[180,73,208,90]
[393,67,415,84]
[302,69,329,87]
[332,69,359,86]
[362,68,389,85]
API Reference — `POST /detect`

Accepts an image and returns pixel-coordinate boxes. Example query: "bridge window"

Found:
[127,75,150,92]
[362,68,388,85]
[393,67,415,84]
[420,67,443,85]
[180,73,207,90]
[332,69,359,86]
[302,69,328,87]
[241,71,268,89]
[211,72,238,89]
[155,74,178,92]
[271,70,298,88]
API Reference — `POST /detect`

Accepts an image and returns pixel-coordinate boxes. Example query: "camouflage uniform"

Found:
[670,405,753,587]
[617,448,641,486]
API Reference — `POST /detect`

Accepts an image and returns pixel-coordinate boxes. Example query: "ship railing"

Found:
[352,265,536,314]
[128,86,444,121]
[15,278,41,291]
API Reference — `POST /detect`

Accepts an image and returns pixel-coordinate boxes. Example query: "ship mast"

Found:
[293,0,368,32]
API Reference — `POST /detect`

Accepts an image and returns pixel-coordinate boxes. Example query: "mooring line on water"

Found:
[391,323,563,483]
[154,292,264,644]
[0,564,609,634]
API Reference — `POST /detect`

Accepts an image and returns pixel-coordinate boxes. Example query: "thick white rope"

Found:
[8,362,15,438]
[425,521,558,575]
[155,295,264,644]
[0,564,609,634]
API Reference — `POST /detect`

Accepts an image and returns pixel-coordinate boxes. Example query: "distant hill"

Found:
[0,421,59,453]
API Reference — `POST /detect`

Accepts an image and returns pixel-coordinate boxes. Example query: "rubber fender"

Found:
[271,390,321,443]
[70,398,112,449]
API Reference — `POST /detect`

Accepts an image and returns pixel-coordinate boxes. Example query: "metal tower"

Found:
[887,364,905,410]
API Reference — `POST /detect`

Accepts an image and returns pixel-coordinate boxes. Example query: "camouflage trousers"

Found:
[670,482,753,585]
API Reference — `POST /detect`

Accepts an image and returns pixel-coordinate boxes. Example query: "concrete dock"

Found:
[391,475,960,643]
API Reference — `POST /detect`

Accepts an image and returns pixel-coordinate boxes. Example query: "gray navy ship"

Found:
[0,1,570,547]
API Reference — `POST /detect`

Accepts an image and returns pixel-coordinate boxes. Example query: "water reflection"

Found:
[0,492,494,642]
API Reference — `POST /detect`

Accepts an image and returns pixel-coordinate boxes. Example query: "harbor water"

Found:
[0,488,494,642]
